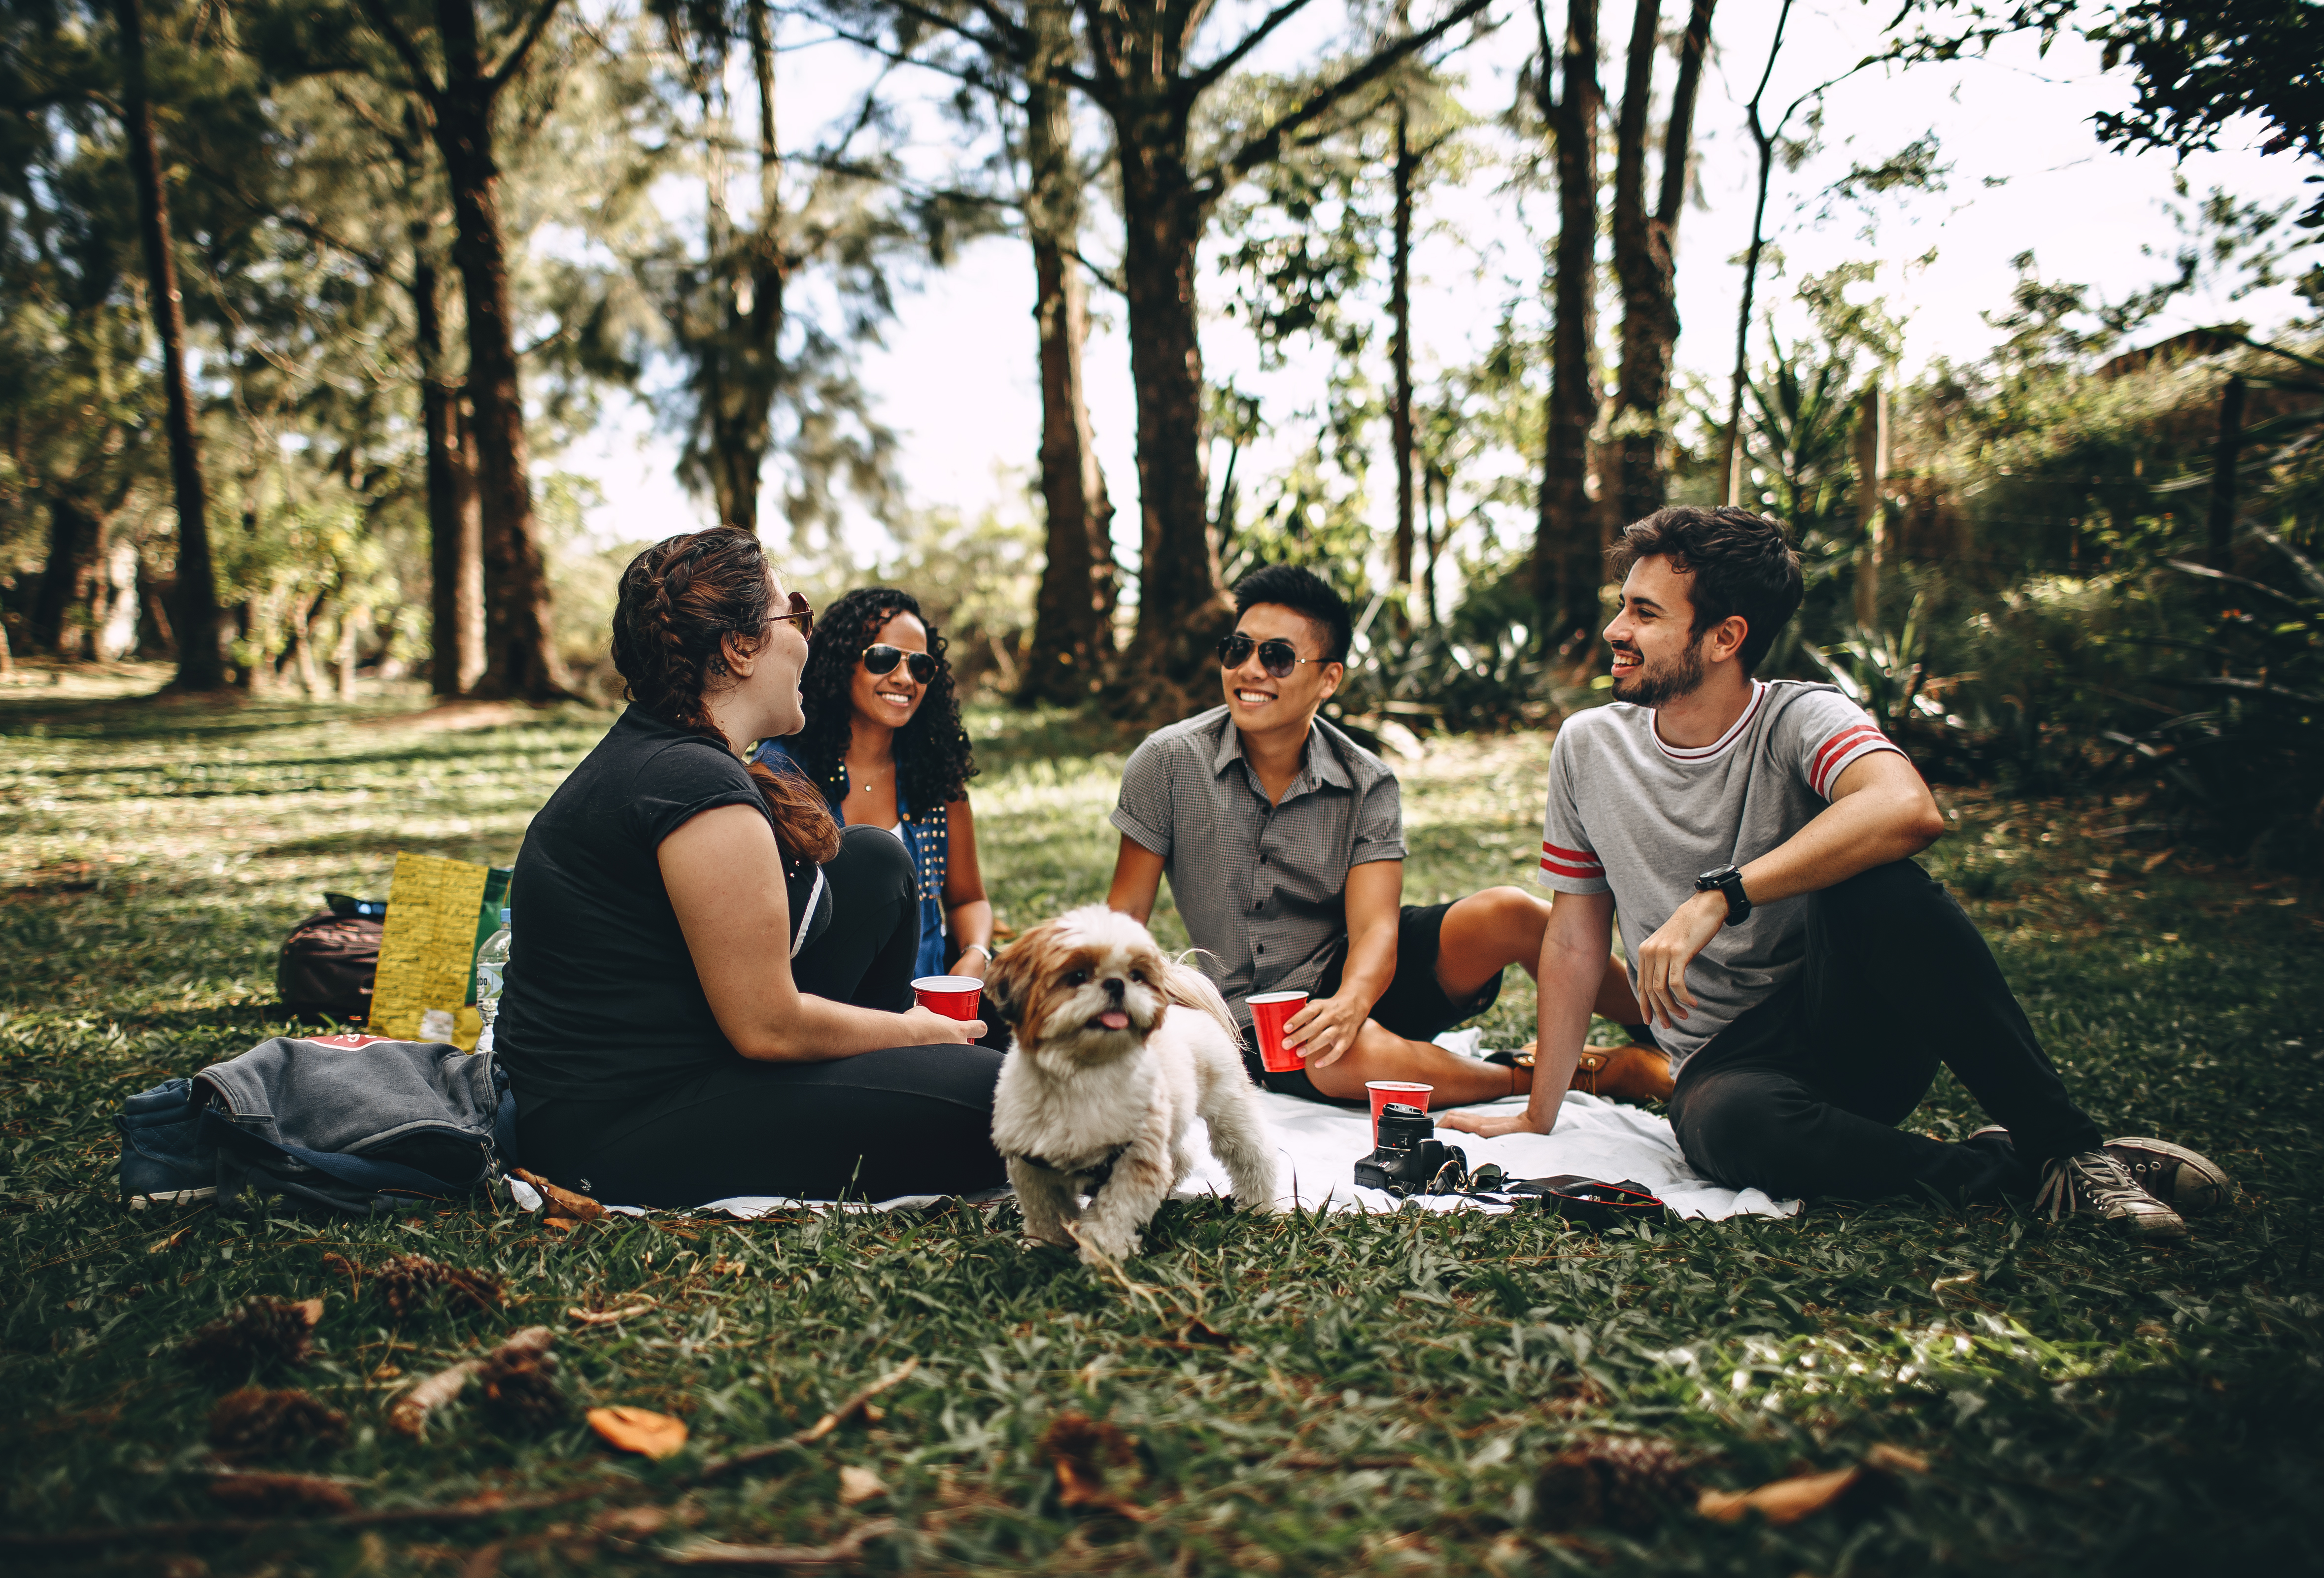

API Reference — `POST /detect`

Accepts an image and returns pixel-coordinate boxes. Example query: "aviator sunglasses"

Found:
[1216,632,1331,679]
[863,643,937,685]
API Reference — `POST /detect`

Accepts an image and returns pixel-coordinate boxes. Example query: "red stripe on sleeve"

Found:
[1540,839,1602,868]
[1539,857,1605,881]
[1810,726,1897,795]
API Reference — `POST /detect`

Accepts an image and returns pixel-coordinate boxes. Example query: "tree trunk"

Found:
[415,244,484,696]
[1390,95,1416,600]
[1114,112,1232,687]
[114,0,224,690]
[2207,374,2245,571]
[1019,0,1117,703]
[430,0,565,699]
[1721,0,1794,505]
[1537,0,1603,652]
[32,495,103,655]
[1609,0,1713,527]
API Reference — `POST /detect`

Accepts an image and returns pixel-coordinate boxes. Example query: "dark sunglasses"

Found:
[769,590,814,639]
[1217,632,1331,679]
[863,643,937,684]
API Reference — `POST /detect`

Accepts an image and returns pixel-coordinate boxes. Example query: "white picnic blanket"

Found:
[547,1032,1797,1223]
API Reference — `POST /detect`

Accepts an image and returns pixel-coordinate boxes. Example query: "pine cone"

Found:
[477,1347,568,1432]
[376,1254,504,1318]
[1535,1436,1695,1534]
[182,1297,322,1379]
[206,1387,348,1462]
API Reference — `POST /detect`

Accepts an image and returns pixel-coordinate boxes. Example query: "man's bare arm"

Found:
[1442,887,1614,1138]
[1285,859,1401,1068]
[1105,835,1167,923]
[1632,750,1945,1030]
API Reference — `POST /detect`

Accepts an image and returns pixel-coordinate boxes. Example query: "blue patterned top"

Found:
[752,738,950,980]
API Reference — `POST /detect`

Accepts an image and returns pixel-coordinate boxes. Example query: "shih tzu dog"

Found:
[985,906,1278,1264]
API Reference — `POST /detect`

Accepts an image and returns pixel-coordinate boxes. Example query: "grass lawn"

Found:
[3,666,2321,1575]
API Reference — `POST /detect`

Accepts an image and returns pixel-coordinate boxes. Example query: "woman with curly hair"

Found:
[753,587,994,985]
[495,530,1006,1207]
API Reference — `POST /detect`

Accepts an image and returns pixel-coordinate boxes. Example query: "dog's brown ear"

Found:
[982,935,1034,1029]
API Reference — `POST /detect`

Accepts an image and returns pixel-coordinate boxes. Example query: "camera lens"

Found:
[1377,1105,1433,1150]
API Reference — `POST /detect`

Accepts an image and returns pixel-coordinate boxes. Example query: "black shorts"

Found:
[1244,901,1506,1104]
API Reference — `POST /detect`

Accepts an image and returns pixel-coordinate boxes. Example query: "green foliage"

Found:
[1,684,2322,1571]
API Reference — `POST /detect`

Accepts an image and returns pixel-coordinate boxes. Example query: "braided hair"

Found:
[611,528,841,863]
[787,586,977,809]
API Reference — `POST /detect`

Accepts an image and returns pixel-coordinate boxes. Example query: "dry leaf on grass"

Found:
[588,1406,689,1460]
[1040,1412,1148,1521]
[567,1302,655,1326]
[837,1466,889,1506]
[664,1518,897,1568]
[1174,1317,1238,1350]
[511,1168,604,1221]
[206,1472,357,1516]
[1696,1448,1924,1526]
[389,1327,555,1438]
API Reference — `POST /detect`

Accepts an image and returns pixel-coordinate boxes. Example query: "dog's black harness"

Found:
[1010,1144,1128,1194]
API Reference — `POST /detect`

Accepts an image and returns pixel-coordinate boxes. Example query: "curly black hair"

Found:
[787,586,978,808]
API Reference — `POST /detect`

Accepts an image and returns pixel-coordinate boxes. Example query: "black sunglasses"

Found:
[863,643,937,684]
[1217,632,1331,679]
[769,590,814,639]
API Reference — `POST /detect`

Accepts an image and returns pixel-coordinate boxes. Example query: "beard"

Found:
[1608,638,1707,707]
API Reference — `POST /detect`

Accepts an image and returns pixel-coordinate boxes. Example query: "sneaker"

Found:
[2033,1149,2187,1241]
[2104,1137,2237,1216]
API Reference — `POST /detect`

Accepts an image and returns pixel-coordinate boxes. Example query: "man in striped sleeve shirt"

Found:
[1445,506,2230,1239]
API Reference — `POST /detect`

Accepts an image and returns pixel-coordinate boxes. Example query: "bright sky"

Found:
[555,1,2318,570]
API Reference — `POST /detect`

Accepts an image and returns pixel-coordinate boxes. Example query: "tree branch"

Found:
[488,0,569,90]
[1074,0,1127,105]
[1202,0,1493,195]
[350,0,444,104]
[1183,0,1316,99]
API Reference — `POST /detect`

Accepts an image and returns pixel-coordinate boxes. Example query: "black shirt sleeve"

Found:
[622,735,771,850]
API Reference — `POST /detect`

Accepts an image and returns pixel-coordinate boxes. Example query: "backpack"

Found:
[115,1034,520,1216]
[277,900,385,1023]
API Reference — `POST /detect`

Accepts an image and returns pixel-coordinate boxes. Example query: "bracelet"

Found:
[961,942,994,964]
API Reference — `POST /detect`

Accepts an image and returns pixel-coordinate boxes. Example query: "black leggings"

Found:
[1667,859,2103,1205]
[516,826,1007,1205]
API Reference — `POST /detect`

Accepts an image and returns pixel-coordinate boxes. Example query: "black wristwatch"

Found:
[1694,865,1752,925]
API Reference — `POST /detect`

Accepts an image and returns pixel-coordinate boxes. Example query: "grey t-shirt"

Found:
[1536,680,1903,1065]
[1113,706,1405,1029]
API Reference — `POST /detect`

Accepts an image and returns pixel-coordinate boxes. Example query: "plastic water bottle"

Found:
[474,907,512,1053]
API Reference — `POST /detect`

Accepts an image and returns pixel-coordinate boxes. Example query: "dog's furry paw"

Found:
[1074,1229,1140,1266]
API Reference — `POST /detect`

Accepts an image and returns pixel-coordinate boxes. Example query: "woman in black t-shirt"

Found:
[496,528,1006,1206]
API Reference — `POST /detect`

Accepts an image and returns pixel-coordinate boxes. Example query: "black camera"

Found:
[1355,1103,1470,1196]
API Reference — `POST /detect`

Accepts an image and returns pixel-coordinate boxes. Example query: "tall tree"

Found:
[1532,0,1602,653]
[1606,0,1713,525]
[1071,0,1491,698]
[352,0,571,699]
[1018,0,1118,702]
[113,0,225,689]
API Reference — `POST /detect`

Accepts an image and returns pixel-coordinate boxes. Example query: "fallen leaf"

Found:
[543,1218,579,1235]
[589,1406,689,1460]
[1041,1412,1148,1520]
[511,1168,604,1221]
[568,1302,655,1326]
[664,1519,897,1568]
[1698,1464,1878,1525]
[207,1472,357,1515]
[837,1465,889,1506]
[1864,1443,1929,1475]
[391,1328,555,1438]
[2140,846,2177,873]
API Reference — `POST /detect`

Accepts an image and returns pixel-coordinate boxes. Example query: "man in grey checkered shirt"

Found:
[1105,565,1661,1107]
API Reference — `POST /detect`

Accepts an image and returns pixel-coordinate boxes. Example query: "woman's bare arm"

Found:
[658,804,982,1058]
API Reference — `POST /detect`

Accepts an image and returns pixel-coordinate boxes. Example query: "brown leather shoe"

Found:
[1569,1043,1675,1104]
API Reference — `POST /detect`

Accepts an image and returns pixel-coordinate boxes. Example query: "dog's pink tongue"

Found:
[1099,1009,1130,1030]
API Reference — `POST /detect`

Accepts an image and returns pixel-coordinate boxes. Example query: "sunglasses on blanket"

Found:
[1216,632,1332,679]
[862,643,937,684]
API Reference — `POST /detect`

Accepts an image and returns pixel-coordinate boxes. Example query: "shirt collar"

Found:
[1209,712,1351,793]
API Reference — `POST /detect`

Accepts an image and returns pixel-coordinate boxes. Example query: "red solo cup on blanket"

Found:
[912,975,985,1020]
[1247,991,1309,1072]
[1366,1080,1433,1140]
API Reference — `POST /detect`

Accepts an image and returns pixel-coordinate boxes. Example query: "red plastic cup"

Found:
[1247,991,1309,1072]
[1366,1080,1433,1140]
[912,975,984,1021]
